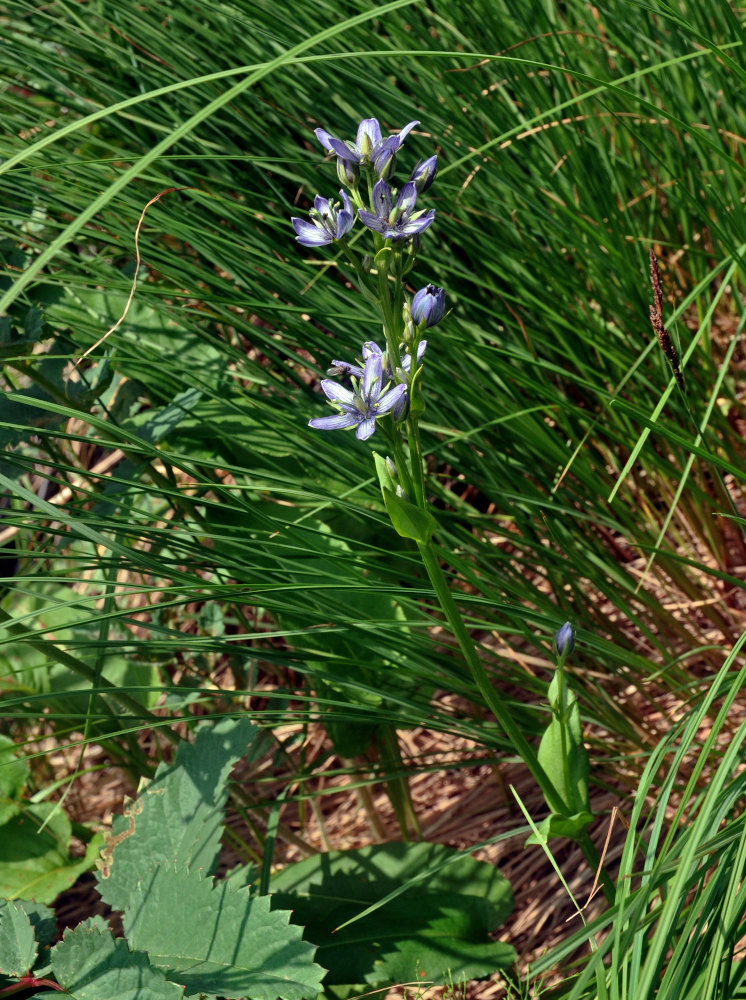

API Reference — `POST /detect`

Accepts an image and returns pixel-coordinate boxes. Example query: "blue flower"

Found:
[309,351,407,441]
[291,190,354,247]
[315,117,419,171]
[330,340,426,380]
[411,285,445,328]
[358,180,435,241]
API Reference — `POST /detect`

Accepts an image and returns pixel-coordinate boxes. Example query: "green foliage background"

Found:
[6,0,744,746]
[3,0,746,996]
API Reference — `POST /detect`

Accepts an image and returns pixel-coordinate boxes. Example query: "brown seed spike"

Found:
[649,250,664,321]
[648,251,685,392]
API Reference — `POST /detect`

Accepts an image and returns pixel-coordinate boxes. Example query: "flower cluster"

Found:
[292,115,445,441]
[292,116,436,249]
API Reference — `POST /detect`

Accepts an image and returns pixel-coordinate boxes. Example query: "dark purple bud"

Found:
[410,155,437,193]
[411,284,445,328]
[554,622,575,657]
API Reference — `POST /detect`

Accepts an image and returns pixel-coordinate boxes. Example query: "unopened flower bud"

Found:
[554,622,575,658]
[411,284,446,328]
[391,388,409,422]
[373,144,397,180]
[337,156,359,189]
[395,484,409,501]
[385,456,398,479]
[409,155,438,193]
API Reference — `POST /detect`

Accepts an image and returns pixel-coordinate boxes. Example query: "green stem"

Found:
[405,413,426,508]
[377,265,399,363]
[391,434,415,505]
[555,663,573,815]
[414,539,616,904]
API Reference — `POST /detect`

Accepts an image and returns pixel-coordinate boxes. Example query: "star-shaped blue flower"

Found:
[291,190,354,247]
[358,180,435,241]
[309,351,407,441]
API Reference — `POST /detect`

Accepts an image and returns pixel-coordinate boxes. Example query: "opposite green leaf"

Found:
[382,486,437,542]
[537,671,591,823]
[50,917,184,999]
[122,864,325,1000]
[525,810,595,845]
[0,900,37,976]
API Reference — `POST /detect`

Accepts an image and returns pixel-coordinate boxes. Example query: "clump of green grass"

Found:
[2,0,746,993]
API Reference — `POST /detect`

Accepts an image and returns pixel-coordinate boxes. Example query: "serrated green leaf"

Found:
[0,804,104,904]
[223,862,259,892]
[0,898,56,950]
[0,900,37,976]
[123,865,325,1000]
[270,842,515,987]
[0,735,29,826]
[50,917,183,999]
[382,487,437,542]
[96,717,265,912]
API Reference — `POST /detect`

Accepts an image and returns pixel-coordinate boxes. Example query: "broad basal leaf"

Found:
[0,900,36,976]
[50,917,183,1000]
[0,804,103,904]
[270,842,515,987]
[96,716,265,912]
[123,864,325,1000]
